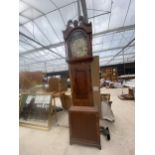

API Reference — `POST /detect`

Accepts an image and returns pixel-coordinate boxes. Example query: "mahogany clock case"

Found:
[69,106,101,149]
[69,62,94,106]
[63,16,94,107]
[63,17,101,149]
[63,16,93,63]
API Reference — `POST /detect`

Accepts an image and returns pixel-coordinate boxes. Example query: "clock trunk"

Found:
[69,62,93,106]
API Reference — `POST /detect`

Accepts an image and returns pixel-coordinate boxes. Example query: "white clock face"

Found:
[69,31,88,58]
[70,37,88,58]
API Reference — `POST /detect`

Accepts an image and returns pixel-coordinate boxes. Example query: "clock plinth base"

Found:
[70,138,101,150]
[69,106,101,149]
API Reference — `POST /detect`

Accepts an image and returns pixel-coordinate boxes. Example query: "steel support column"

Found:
[80,0,88,22]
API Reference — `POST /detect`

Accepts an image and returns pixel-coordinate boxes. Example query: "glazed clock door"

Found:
[69,63,93,106]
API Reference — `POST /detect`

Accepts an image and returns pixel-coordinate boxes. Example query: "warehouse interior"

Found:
[19,0,135,155]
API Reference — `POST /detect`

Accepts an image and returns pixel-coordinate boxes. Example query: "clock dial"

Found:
[71,38,88,58]
[69,31,88,58]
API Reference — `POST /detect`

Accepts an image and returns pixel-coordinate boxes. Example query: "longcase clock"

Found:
[63,16,101,149]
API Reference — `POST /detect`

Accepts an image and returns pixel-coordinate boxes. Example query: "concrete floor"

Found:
[19,88,135,155]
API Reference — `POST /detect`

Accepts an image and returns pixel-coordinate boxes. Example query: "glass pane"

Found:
[93,44,103,52]
[110,40,122,48]
[86,0,111,12]
[46,11,65,42]
[108,0,130,29]
[52,0,75,8]
[93,14,109,33]
[20,26,34,40]
[102,41,111,49]
[19,41,35,51]
[21,8,42,19]
[93,36,104,45]
[99,49,120,58]
[20,38,42,49]
[124,0,135,26]
[24,0,56,13]
[35,16,60,43]
[60,3,77,24]
[19,1,29,13]
[54,46,66,57]
[33,23,51,45]
[19,16,29,25]
[103,34,113,43]
[19,45,27,52]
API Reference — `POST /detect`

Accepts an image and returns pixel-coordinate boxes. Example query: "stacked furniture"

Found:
[103,67,118,82]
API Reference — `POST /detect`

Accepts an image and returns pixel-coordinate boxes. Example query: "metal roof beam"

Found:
[77,0,81,17]
[100,52,135,59]
[20,0,77,26]
[20,44,134,66]
[101,60,135,67]
[106,38,135,65]
[93,24,134,37]
[21,0,45,15]
[20,57,64,66]
[20,24,135,56]
[127,55,135,61]
[20,39,37,49]
[88,12,110,19]
[20,14,52,44]
[93,44,134,54]
[19,31,64,58]
[101,57,135,64]
[19,41,64,56]
[19,44,134,62]
[49,0,66,26]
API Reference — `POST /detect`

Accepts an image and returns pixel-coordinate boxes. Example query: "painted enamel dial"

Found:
[69,31,88,58]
